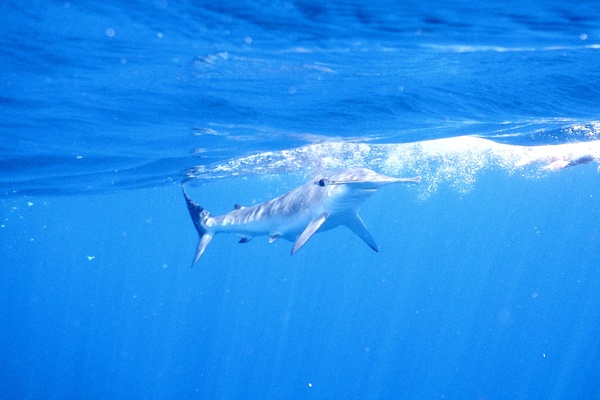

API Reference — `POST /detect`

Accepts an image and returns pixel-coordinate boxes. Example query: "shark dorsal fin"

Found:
[345,213,378,252]
[292,213,329,255]
[269,234,281,243]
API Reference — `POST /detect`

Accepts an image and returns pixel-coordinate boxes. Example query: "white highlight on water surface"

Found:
[188,128,600,197]
[425,43,600,53]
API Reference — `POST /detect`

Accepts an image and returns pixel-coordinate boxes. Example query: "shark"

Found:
[183,167,420,264]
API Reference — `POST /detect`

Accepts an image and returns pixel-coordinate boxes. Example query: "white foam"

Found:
[187,135,600,197]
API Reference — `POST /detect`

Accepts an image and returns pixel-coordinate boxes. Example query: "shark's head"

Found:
[314,168,403,191]
[310,168,405,213]
[315,177,378,191]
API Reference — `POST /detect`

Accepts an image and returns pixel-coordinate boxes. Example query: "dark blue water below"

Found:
[2,1,600,399]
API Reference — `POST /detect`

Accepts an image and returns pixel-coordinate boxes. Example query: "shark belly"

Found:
[210,204,322,242]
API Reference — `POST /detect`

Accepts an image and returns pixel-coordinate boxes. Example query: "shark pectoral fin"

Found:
[194,233,214,265]
[238,237,252,244]
[269,234,281,243]
[292,213,329,255]
[345,213,378,252]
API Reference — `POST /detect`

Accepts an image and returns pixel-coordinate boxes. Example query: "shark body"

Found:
[183,168,420,264]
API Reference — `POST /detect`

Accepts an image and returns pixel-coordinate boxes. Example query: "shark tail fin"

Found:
[182,187,214,265]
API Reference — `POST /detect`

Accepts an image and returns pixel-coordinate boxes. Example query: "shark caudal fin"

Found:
[182,187,214,265]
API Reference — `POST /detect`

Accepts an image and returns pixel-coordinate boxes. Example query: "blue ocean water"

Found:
[2,0,600,398]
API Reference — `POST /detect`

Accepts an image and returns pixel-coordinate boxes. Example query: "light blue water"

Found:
[2,1,600,399]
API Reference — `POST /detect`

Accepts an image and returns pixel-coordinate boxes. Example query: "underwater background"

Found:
[2,0,600,398]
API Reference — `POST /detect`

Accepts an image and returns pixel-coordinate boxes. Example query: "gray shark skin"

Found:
[183,168,420,265]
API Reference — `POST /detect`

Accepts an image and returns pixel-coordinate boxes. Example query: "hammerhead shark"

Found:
[183,168,420,264]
